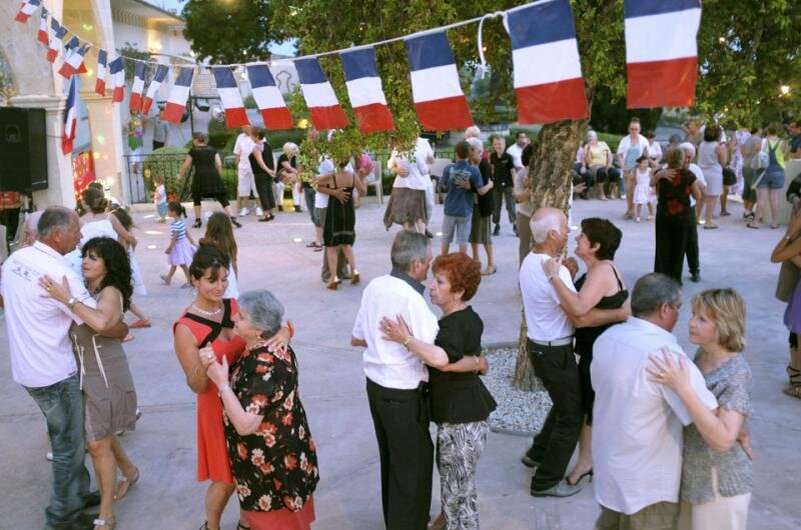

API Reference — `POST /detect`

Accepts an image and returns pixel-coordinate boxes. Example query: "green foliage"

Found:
[589,87,661,135]
[117,43,152,82]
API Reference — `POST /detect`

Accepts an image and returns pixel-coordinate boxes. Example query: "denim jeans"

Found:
[25,374,91,526]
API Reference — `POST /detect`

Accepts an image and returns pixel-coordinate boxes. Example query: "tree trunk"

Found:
[512,120,585,390]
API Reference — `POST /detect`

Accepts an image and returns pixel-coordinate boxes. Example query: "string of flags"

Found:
[14,0,701,141]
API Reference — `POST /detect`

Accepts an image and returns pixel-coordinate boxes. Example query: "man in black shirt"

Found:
[489,136,517,236]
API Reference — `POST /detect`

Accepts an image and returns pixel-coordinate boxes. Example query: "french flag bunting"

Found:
[129,62,146,112]
[211,67,249,129]
[15,0,40,24]
[109,57,125,103]
[76,44,89,74]
[37,8,48,45]
[404,32,472,131]
[47,19,68,64]
[624,0,701,108]
[340,47,394,133]
[294,58,349,130]
[505,0,588,124]
[246,64,293,130]
[142,64,169,115]
[58,38,87,79]
[161,66,194,123]
[95,49,107,96]
[62,75,78,155]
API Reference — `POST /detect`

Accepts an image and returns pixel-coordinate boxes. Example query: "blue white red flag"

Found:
[624,0,701,108]
[404,32,472,131]
[294,58,349,130]
[340,47,394,134]
[142,64,169,115]
[129,62,146,112]
[15,0,40,24]
[211,67,249,129]
[47,18,68,64]
[161,67,194,123]
[505,0,588,124]
[62,75,78,155]
[246,65,293,130]
[58,38,88,79]
[95,49,107,96]
[109,57,125,103]
[37,8,48,45]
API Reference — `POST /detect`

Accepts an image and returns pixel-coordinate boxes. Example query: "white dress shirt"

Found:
[389,137,434,191]
[687,163,706,207]
[233,133,255,172]
[519,252,576,341]
[506,143,524,169]
[1,242,96,388]
[591,317,718,515]
[352,274,439,389]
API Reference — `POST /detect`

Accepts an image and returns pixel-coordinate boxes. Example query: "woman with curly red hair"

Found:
[380,252,496,530]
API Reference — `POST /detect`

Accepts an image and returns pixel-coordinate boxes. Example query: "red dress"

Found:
[174,298,246,484]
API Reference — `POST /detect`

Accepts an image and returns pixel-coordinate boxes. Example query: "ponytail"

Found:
[168,201,187,218]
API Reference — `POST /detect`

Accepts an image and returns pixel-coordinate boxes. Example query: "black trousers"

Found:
[526,340,583,491]
[685,220,699,275]
[254,173,275,211]
[492,186,516,225]
[654,213,694,284]
[366,378,433,530]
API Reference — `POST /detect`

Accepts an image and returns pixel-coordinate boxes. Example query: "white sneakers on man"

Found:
[239,208,249,217]
[255,207,264,217]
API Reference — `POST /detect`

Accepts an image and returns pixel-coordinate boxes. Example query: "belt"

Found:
[529,336,574,347]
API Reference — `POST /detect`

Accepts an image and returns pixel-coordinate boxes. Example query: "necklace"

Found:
[192,302,223,317]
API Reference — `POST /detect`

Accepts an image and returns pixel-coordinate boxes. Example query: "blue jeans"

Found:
[25,374,91,526]
[304,187,317,224]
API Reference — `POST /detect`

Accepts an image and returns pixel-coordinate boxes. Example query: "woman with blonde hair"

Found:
[648,288,752,530]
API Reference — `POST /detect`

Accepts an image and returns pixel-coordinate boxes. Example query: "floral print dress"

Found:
[654,168,697,284]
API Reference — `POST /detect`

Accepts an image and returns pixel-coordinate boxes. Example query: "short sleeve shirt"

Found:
[616,135,649,170]
[233,133,256,171]
[519,252,576,341]
[441,161,483,217]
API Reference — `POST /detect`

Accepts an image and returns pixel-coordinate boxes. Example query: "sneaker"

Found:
[46,451,53,461]
[255,206,264,217]
[493,225,500,236]
[531,480,583,498]
[239,208,249,217]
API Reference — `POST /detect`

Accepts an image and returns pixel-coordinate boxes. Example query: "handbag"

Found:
[722,167,736,186]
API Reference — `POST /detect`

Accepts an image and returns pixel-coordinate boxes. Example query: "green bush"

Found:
[264,129,306,149]
[142,146,190,201]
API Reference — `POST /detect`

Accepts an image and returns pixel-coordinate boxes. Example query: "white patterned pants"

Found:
[437,421,489,530]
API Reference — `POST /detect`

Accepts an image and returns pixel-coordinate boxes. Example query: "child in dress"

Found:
[111,207,151,328]
[161,201,196,287]
[633,155,655,222]
[153,175,168,223]
[199,212,239,299]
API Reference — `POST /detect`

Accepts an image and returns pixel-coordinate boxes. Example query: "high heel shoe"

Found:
[327,277,339,290]
[230,217,242,228]
[565,469,593,486]
[351,271,360,285]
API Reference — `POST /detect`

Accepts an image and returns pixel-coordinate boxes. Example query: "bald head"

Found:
[530,207,568,252]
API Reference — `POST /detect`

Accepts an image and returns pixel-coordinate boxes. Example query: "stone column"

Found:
[81,92,127,204]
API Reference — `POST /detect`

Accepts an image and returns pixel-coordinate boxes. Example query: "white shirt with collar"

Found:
[352,274,439,390]
[519,252,576,341]
[1,242,96,388]
[389,137,434,190]
[591,317,718,515]
[233,133,255,172]
[313,158,336,209]
[687,163,706,207]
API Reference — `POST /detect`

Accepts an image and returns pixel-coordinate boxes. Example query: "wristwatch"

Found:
[67,297,78,310]
[217,384,231,397]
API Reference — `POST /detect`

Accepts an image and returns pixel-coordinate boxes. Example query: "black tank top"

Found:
[574,265,628,357]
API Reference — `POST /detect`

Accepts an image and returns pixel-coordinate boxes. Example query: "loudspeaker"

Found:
[0,107,48,192]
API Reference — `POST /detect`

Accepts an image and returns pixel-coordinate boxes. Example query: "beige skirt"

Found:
[383,188,428,229]
[678,468,751,530]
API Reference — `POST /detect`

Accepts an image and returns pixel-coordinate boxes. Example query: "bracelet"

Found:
[67,297,78,310]
[403,335,414,350]
[473,356,480,374]
[217,383,231,397]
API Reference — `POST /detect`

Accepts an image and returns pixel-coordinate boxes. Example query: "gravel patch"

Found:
[483,345,552,436]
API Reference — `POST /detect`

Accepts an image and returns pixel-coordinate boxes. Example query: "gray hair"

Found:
[237,289,285,339]
[390,230,430,271]
[464,125,481,139]
[283,142,299,156]
[465,137,484,154]
[529,208,563,245]
[38,206,74,239]
[631,273,681,318]
[587,130,598,141]
[678,142,696,158]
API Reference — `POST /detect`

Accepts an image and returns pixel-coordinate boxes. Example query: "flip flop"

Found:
[114,467,139,501]
[305,242,318,248]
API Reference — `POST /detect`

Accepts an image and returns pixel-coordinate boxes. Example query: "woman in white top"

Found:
[697,124,728,229]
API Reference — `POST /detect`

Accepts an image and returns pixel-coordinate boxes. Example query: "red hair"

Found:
[432,253,481,301]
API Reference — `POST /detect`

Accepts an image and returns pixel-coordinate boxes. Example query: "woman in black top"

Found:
[543,217,629,486]
[381,252,496,530]
[177,132,240,228]
[249,128,277,222]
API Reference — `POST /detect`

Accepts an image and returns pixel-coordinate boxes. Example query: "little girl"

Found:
[633,155,655,222]
[161,202,196,287]
[111,207,150,328]
[153,175,167,223]
[199,212,239,298]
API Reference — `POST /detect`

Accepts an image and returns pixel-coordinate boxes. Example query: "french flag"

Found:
[129,62,146,112]
[161,66,194,124]
[505,0,588,124]
[95,49,107,96]
[624,0,701,108]
[404,32,472,131]
[62,75,78,155]
[211,67,249,129]
[294,58,349,130]
[340,47,394,133]
[246,64,293,130]
[142,64,169,115]
[58,38,88,79]
[37,8,48,45]
[109,57,125,103]
[47,19,67,63]
[15,0,40,24]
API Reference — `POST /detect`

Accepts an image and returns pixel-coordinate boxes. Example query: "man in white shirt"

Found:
[0,207,112,528]
[616,118,650,219]
[680,142,705,283]
[351,231,440,529]
[592,272,717,530]
[384,137,435,235]
[233,124,262,217]
[506,131,529,170]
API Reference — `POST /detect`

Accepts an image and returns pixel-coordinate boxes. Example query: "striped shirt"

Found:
[171,219,187,240]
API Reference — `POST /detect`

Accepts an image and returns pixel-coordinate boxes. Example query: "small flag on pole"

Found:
[47,18,67,64]
[62,75,78,155]
[211,67,249,129]
[624,0,701,108]
[294,58,349,130]
[58,38,88,79]
[109,57,125,103]
[340,47,394,133]
[404,32,473,131]
[15,0,40,24]
[161,66,194,123]
[142,64,169,115]
[95,49,107,95]
[129,62,146,112]
[37,8,48,45]
[246,64,293,130]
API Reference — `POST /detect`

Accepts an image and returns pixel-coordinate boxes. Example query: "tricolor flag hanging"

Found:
[15,0,40,24]
[109,57,125,103]
[624,0,701,108]
[95,49,107,96]
[211,67,249,129]
[246,64,293,130]
[58,38,88,79]
[37,8,48,45]
[294,58,349,130]
[404,32,472,131]
[129,62,146,112]
[47,19,68,63]
[142,64,169,115]
[340,47,394,134]
[62,75,78,155]
[505,0,588,124]
[161,66,194,123]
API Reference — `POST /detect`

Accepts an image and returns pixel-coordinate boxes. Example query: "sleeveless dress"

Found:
[574,267,628,423]
[174,299,246,483]
[70,290,138,442]
[189,146,227,198]
[323,173,356,247]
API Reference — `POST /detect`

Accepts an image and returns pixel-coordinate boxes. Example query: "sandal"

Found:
[192,219,202,229]
[129,319,151,328]
[746,223,760,229]
[114,467,139,500]
[93,516,115,530]
[237,521,251,530]
[305,242,319,248]
[481,264,497,276]
[783,383,801,399]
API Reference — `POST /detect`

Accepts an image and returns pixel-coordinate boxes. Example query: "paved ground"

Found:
[2,196,800,529]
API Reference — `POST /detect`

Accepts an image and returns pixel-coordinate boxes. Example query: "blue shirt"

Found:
[441,161,483,217]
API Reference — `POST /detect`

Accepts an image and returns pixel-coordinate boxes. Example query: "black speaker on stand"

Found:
[0,107,48,192]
